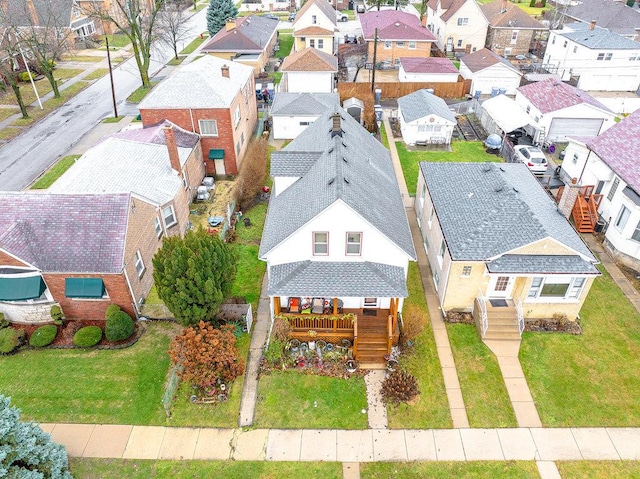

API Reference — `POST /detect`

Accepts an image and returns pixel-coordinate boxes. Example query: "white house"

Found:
[477,94,538,137]
[280,47,338,93]
[563,0,640,41]
[292,0,337,54]
[398,57,459,83]
[543,23,640,92]
[515,78,617,143]
[559,109,640,271]
[397,89,457,145]
[260,109,416,366]
[270,92,340,140]
[426,0,488,55]
[239,0,294,12]
[459,48,522,95]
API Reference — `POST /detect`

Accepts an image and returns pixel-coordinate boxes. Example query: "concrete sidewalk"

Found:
[41,422,640,462]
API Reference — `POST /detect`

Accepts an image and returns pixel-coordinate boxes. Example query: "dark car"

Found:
[262,13,279,20]
[344,33,357,44]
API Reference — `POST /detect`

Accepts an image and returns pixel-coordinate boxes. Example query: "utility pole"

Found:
[371,27,378,92]
[105,36,118,118]
[20,48,42,110]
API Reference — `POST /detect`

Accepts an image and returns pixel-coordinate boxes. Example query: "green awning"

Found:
[0,275,46,301]
[65,278,105,299]
[208,149,225,160]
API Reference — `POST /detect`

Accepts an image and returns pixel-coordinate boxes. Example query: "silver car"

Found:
[514,145,548,174]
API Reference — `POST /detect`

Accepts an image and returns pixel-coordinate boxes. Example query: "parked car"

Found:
[344,33,358,44]
[337,11,348,21]
[262,13,279,20]
[356,4,366,13]
[514,145,548,174]
[288,11,296,21]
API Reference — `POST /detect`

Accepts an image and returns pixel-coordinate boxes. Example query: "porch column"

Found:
[333,297,338,316]
[274,296,281,315]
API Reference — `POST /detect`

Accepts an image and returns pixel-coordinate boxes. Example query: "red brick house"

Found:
[139,56,257,176]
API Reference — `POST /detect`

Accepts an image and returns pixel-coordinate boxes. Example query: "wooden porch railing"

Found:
[387,315,393,356]
[353,316,358,358]
[287,315,354,331]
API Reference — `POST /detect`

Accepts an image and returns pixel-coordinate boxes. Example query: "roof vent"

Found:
[499,166,505,172]
[495,186,503,192]
[344,177,350,184]
[328,178,335,185]
[395,22,400,26]
[342,156,348,163]
[513,187,519,192]
[328,147,334,154]
[482,163,493,172]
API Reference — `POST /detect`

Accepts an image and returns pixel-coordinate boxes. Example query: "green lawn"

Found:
[102,116,124,123]
[101,33,131,49]
[276,34,293,59]
[30,155,79,189]
[447,324,517,428]
[70,459,342,479]
[0,107,17,121]
[557,461,640,479]
[255,372,368,429]
[520,266,640,427]
[396,141,499,194]
[84,68,109,81]
[379,121,390,149]
[361,462,540,479]
[60,55,103,63]
[126,82,159,103]
[180,34,209,55]
[386,262,451,429]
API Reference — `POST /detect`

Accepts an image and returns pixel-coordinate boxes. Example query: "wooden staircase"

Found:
[558,185,603,233]
[482,303,521,341]
[355,316,389,369]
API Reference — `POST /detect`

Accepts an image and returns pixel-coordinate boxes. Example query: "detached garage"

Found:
[548,118,603,140]
[270,92,340,140]
[459,48,522,96]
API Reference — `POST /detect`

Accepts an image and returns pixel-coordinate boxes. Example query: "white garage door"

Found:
[548,118,603,142]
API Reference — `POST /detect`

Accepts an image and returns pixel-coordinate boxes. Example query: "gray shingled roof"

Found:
[419,162,597,263]
[4,0,73,28]
[0,192,129,273]
[565,0,640,38]
[559,23,640,49]
[270,92,340,116]
[268,261,408,296]
[397,89,456,124]
[271,151,323,177]
[486,255,599,274]
[260,109,416,260]
[200,15,278,54]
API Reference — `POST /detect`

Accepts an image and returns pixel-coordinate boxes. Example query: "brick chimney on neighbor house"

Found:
[163,124,182,175]
[331,112,343,138]
[221,64,230,78]
[557,177,580,219]
[226,18,236,31]
[421,12,428,27]
[590,20,596,30]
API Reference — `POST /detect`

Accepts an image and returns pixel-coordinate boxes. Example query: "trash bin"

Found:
[594,218,607,233]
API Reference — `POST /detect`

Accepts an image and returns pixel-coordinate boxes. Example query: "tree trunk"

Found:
[174,44,179,60]
[131,43,151,88]
[11,83,29,119]
[43,71,60,98]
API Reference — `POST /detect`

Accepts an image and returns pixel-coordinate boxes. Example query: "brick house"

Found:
[139,56,257,175]
[359,10,436,67]
[480,0,546,58]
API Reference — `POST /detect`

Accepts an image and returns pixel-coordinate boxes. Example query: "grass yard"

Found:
[386,262,451,429]
[396,141,499,194]
[69,459,342,479]
[379,122,390,149]
[180,34,208,55]
[361,461,540,479]
[254,371,368,429]
[60,55,103,62]
[0,107,17,121]
[557,461,640,479]
[84,68,109,81]
[30,155,79,189]
[276,34,293,59]
[447,324,517,428]
[0,69,82,107]
[101,34,131,49]
[0,127,22,141]
[126,82,159,103]
[102,116,124,123]
[520,266,640,427]
[0,321,178,425]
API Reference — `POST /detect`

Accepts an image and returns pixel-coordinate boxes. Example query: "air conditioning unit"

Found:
[197,186,210,201]
[202,177,215,191]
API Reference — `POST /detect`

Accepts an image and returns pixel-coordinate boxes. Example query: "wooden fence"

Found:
[337,78,472,101]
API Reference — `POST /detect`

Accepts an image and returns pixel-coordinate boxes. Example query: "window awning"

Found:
[65,278,105,298]
[0,275,46,301]
[208,149,225,160]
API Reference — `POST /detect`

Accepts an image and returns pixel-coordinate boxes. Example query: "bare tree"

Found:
[156,4,190,60]
[0,47,30,119]
[86,0,164,88]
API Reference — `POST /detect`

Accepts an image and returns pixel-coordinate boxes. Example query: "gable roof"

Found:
[138,56,253,109]
[281,47,338,72]
[480,0,545,29]
[294,0,337,27]
[0,192,130,273]
[427,0,455,12]
[420,162,597,265]
[4,0,74,28]
[200,16,278,54]
[359,10,436,41]
[107,120,200,149]
[460,48,521,74]
[565,0,640,38]
[399,56,458,74]
[516,78,612,114]
[441,0,480,22]
[557,22,640,50]
[293,25,335,36]
[260,109,416,260]
[270,92,340,116]
[586,109,640,194]
[398,89,456,123]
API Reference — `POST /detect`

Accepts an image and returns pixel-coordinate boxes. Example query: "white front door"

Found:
[488,275,513,298]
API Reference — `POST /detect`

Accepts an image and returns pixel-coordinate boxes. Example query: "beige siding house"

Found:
[292,0,337,54]
[427,0,488,55]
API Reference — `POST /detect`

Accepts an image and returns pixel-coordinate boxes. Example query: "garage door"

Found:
[548,118,603,142]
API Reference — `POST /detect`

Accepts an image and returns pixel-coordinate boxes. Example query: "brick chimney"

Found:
[331,112,343,138]
[225,18,236,31]
[589,20,596,30]
[557,178,580,219]
[163,124,182,176]
[421,13,428,27]
[221,64,230,78]
[501,0,508,12]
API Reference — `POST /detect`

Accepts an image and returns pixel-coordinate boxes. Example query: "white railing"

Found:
[515,298,524,337]
[477,289,488,337]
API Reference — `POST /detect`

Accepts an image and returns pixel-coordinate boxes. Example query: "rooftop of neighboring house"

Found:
[261,108,416,260]
[554,22,640,50]
[49,123,195,205]
[281,47,338,72]
[200,15,278,54]
[427,0,456,12]
[107,120,200,148]
[586,109,640,194]
[565,0,640,38]
[480,0,545,29]
[460,48,521,74]
[3,0,74,27]
[419,162,598,271]
[516,78,612,114]
[397,89,456,123]
[293,25,335,36]
[399,56,458,74]
[0,192,130,273]
[293,0,338,27]
[138,55,253,110]
[359,10,436,41]
[440,0,480,22]
[270,92,340,116]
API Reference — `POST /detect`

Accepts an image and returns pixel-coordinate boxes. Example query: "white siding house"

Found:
[426,0,488,54]
[270,92,340,140]
[398,57,459,83]
[397,89,457,145]
[292,0,337,54]
[280,48,338,93]
[459,48,522,95]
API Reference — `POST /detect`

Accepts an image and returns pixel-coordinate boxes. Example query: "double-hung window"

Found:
[318,39,324,49]
[313,232,328,255]
[437,239,445,267]
[457,17,468,26]
[310,39,315,48]
[154,217,162,237]
[198,120,218,136]
[408,41,416,49]
[346,232,362,255]
[461,266,472,277]
[134,250,145,277]
[632,221,640,243]
[233,106,240,127]
[384,41,392,49]
[615,205,631,231]
[162,205,177,228]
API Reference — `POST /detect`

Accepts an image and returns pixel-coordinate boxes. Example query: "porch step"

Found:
[358,361,386,370]
[483,330,521,341]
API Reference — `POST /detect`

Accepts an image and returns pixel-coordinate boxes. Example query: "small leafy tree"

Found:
[170,321,245,389]
[206,0,238,36]
[153,228,238,326]
[0,394,73,478]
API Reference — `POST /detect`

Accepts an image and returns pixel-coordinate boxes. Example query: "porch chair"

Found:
[288,297,301,313]
[311,298,325,314]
